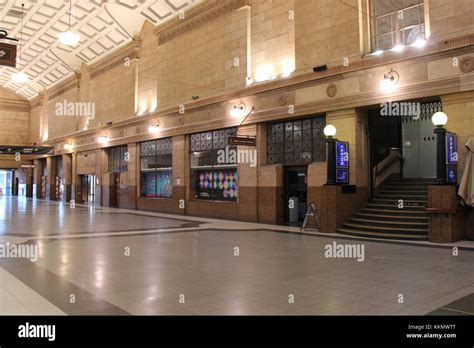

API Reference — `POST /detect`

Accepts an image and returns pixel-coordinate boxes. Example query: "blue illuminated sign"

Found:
[447,166,457,184]
[336,169,349,184]
[336,141,349,169]
[446,132,457,165]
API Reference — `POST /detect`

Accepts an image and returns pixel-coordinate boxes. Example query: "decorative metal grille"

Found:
[140,138,173,156]
[108,145,128,173]
[267,116,326,165]
[402,101,443,124]
[190,128,237,152]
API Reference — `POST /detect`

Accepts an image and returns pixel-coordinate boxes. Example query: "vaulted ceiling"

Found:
[0,0,200,100]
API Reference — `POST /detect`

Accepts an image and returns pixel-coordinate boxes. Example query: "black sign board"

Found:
[227,136,257,146]
[0,43,17,67]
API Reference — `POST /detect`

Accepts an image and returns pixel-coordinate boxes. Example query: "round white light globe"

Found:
[323,125,337,137]
[432,112,448,127]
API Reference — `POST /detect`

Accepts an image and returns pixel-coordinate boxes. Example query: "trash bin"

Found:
[289,196,299,223]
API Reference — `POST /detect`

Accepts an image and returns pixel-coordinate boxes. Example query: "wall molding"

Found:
[155,0,250,46]
[0,98,30,112]
[89,41,140,80]
[48,77,80,101]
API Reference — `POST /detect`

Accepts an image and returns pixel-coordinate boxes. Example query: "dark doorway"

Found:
[109,173,120,208]
[80,174,96,204]
[284,166,308,225]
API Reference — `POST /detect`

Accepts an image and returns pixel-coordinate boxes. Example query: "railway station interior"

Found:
[0,0,473,316]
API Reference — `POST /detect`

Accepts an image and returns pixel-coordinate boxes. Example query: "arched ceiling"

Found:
[0,0,201,100]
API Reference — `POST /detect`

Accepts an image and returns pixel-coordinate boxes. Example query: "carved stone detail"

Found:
[460,56,474,73]
[327,83,337,98]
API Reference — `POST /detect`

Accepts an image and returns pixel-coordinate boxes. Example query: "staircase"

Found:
[337,177,435,241]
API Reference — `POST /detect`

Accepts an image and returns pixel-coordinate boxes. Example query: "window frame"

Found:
[369,0,428,53]
[139,138,173,199]
[190,127,239,202]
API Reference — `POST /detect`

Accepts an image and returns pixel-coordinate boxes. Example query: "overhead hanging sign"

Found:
[227,136,257,146]
[336,140,349,184]
[0,42,17,67]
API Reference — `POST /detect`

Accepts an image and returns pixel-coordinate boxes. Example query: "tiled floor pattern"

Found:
[1,197,474,315]
[0,268,64,315]
[428,293,474,315]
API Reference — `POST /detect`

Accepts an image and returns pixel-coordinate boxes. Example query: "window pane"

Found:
[141,171,157,197]
[267,116,326,165]
[376,14,394,36]
[402,6,423,28]
[156,170,172,198]
[193,169,237,201]
[403,24,424,45]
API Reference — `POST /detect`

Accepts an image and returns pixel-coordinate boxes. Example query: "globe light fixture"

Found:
[58,0,80,46]
[432,111,448,127]
[12,71,29,84]
[11,4,29,84]
[323,125,337,138]
[58,30,80,46]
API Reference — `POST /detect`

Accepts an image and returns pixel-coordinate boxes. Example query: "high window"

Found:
[267,116,326,165]
[140,138,173,198]
[190,128,238,202]
[371,0,426,51]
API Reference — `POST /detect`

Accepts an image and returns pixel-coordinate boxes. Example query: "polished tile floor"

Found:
[1,197,473,315]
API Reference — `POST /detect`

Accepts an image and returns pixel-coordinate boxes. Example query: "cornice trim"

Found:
[89,41,140,80]
[155,0,250,46]
[0,98,30,112]
[48,79,79,101]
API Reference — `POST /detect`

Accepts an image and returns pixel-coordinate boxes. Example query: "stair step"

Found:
[348,218,428,228]
[368,198,428,207]
[390,178,436,182]
[378,190,428,196]
[342,222,428,234]
[356,213,428,222]
[375,194,427,200]
[366,203,426,211]
[361,208,428,217]
[337,228,428,241]
[381,186,428,191]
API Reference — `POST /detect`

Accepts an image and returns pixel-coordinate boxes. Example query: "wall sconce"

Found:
[63,143,74,151]
[231,101,246,117]
[380,69,399,91]
[148,123,160,134]
[98,135,108,144]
